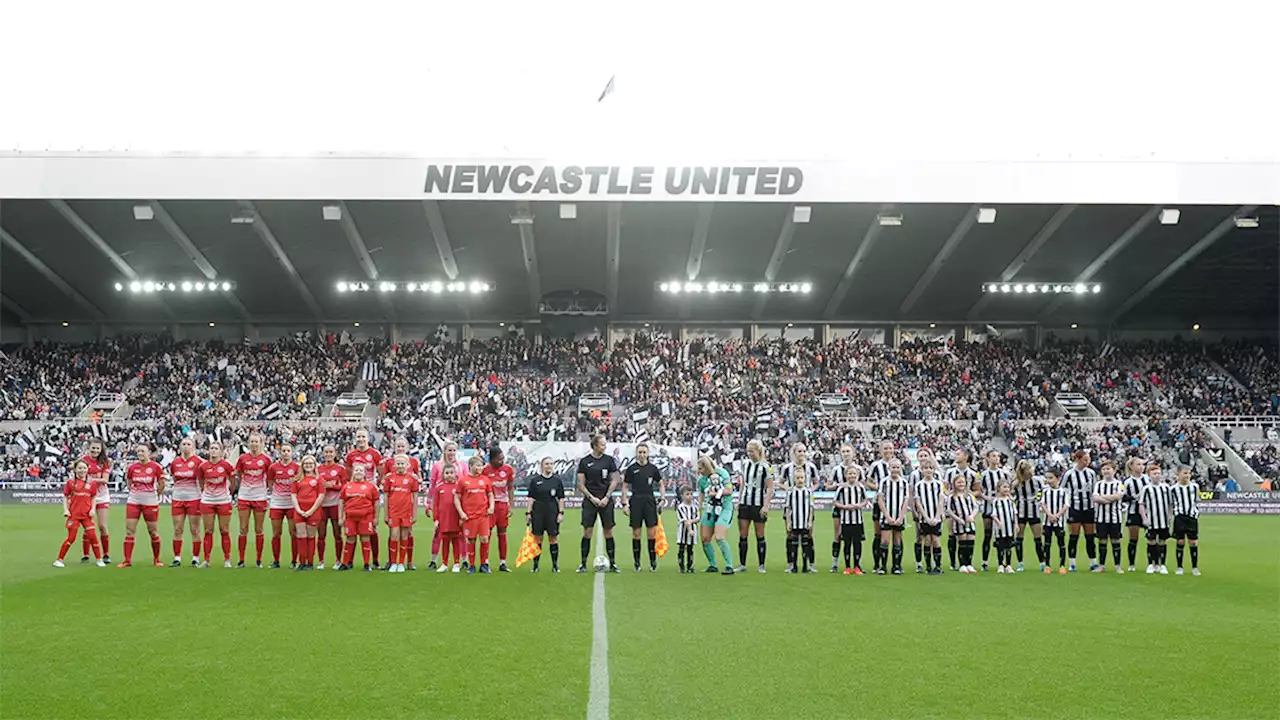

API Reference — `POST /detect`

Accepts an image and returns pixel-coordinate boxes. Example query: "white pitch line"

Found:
[587,522,610,720]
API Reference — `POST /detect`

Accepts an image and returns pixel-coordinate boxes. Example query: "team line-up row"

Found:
[52,434,1204,577]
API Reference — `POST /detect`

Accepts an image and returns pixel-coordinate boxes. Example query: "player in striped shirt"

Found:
[1170,466,1200,576]
[907,447,935,573]
[832,464,869,574]
[1091,460,1127,573]
[912,460,947,575]
[828,444,863,573]
[735,439,774,574]
[866,441,895,573]
[1011,460,1043,572]
[1038,469,1070,573]
[946,451,980,571]
[784,480,815,573]
[945,475,978,573]
[1121,457,1151,572]
[991,482,1018,573]
[1139,465,1172,575]
[676,486,700,574]
[975,450,1008,572]
[1062,450,1099,572]
[876,459,911,575]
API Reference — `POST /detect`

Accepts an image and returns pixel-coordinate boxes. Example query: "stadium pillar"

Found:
[462,323,473,350]
[892,325,901,348]
[1032,324,1043,350]
[606,325,616,350]
[390,323,402,345]
[749,324,759,342]
[821,324,832,344]
[26,325,35,347]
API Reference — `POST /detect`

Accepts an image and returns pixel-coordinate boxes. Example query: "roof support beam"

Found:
[49,200,175,319]
[1110,206,1257,324]
[823,204,893,319]
[515,201,542,315]
[1040,205,1161,319]
[751,207,798,320]
[421,200,460,280]
[1,294,33,323]
[237,201,325,319]
[966,204,1076,319]
[0,228,105,321]
[900,205,980,315]
[150,201,253,320]
[605,202,622,312]
[335,201,395,321]
[685,204,714,280]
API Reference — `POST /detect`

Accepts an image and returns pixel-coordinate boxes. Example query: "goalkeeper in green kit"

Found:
[696,456,736,575]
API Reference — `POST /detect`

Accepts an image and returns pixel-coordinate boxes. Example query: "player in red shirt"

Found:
[198,441,236,568]
[455,456,495,574]
[381,437,421,570]
[79,439,112,563]
[119,444,166,568]
[482,444,516,572]
[233,432,271,568]
[338,464,380,570]
[291,454,325,571]
[55,459,106,567]
[384,454,421,572]
[428,440,468,569]
[267,443,301,568]
[344,428,383,567]
[316,444,348,570]
[431,463,464,572]
[168,436,204,567]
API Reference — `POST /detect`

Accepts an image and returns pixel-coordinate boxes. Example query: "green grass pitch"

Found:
[2,505,1276,720]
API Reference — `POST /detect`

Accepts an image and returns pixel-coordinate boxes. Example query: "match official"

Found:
[622,443,664,572]
[576,435,620,573]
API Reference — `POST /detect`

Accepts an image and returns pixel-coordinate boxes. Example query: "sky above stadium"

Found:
[4,1,1277,162]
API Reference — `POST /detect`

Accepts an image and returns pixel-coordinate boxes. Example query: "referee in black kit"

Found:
[577,435,621,573]
[622,443,665,572]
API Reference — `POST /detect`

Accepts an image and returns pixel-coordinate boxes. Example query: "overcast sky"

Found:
[4,1,1277,161]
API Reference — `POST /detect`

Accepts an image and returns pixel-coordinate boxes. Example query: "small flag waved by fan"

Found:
[654,521,669,558]
[515,530,542,568]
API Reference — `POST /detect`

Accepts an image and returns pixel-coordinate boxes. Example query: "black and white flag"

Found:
[451,394,473,411]
[17,428,38,452]
[552,381,568,398]
[418,389,438,413]
[361,361,381,382]
[261,401,283,420]
[660,402,672,416]
[678,345,690,367]
[442,385,459,409]
[631,410,650,423]
[90,424,109,442]
[243,337,254,347]
[755,407,774,432]
[624,358,643,379]
[635,429,650,445]
[385,418,403,435]
[1099,342,1115,359]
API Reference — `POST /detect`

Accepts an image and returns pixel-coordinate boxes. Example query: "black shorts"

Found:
[1125,512,1145,528]
[879,521,904,532]
[1018,516,1041,526]
[530,503,560,537]
[1096,522,1122,540]
[582,499,616,529]
[1146,527,1170,541]
[1043,524,1065,535]
[871,504,881,522]
[1172,515,1199,540]
[738,505,768,523]
[627,496,658,529]
[917,522,941,537]
[840,524,865,542]
[1067,508,1096,525]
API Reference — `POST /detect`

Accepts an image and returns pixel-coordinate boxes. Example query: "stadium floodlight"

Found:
[684,282,702,293]
[1091,284,1101,293]
[1025,284,1037,293]
[322,205,342,221]
[132,204,154,221]
[659,282,670,292]
[336,281,349,292]
[195,281,206,291]
[379,282,396,292]
[429,281,443,293]
[1040,284,1050,293]
[877,214,903,226]
[166,282,176,291]
[799,283,812,293]
[1013,284,1024,293]
[1234,216,1259,228]
[468,281,483,293]
[1000,284,1011,293]
[114,282,124,291]
[731,283,743,293]
[706,282,720,293]
[977,207,997,224]
[1074,283,1087,294]
[754,283,770,293]
[1160,208,1180,225]
[142,281,155,293]
[985,283,998,293]
[181,281,193,292]
[793,206,811,224]
[406,282,417,292]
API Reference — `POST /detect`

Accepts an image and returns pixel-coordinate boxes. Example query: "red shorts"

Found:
[94,502,110,511]
[126,503,159,522]
[171,499,202,517]
[462,516,489,539]
[201,502,233,517]
[344,515,375,536]
[269,507,293,520]
[294,510,323,527]
[493,502,510,530]
[237,499,268,512]
[65,516,95,530]
[321,505,341,520]
[388,514,414,528]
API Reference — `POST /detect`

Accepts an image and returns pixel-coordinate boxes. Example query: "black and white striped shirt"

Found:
[1123,474,1151,517]
[977,466,1011,515]
[739,460,773,507]
[785,486,814,530]
[879,477,911,522]
[913,478,947,523]
[1170,483,1199,518]
[991,496,1018,537]
[834,484,866,526]
[866,459,892,489]
[948,494,978,534]
[780,461,819,491]
[945,466,980,492]
[1014,477,1044,520]
[1093,478,1126,525]
[676,502,700,545]
[1139,483,1173,530]
[1040,486,1070,528]
[1062,466,1097,511]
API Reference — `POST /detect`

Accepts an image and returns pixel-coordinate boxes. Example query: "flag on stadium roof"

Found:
[261,401,283,420]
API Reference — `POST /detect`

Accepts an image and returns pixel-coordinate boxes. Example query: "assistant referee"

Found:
[622,442,665,572]
[576,435,621,573]
[525,457,565,573]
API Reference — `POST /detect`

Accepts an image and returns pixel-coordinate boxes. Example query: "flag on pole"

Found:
[515,530,542,567]
[654,521,669,557]
[419,389,438,413]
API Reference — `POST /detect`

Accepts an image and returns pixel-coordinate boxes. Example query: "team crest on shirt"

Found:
[143,467,153,475]
[257,459,265,466]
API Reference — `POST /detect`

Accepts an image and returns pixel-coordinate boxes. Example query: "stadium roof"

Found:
[1,199,1274,330]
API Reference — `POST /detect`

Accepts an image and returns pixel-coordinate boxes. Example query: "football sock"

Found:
[360,538,371,566]
[922,543,932,571]
[914,539,922,564]
[406,535,414,564]
[101,532,109,558]
[854,539,863,569]
[1084,533,1096,560]
[842,538,852,568]
[717,538,734,568]
[1128,539,1138,566]
[334,533,344,562]
[948,535,957,567]
[82,535,91,557]
[739,537,749,566]
[150,535,161,561]
[533,541,542,570]
[254,533,264,563]
[1015,538,1024,562]
[702,542,717,567]
[982,531,992,563]
[757,537,767,565]
[1147,542,1157,564]
[633,539,642,566]
[203,533,213,562]
[440,536,451,566]
[480,541,490,565]
[1034,537,1045,564]
[58,527,77,560]
[467,541,477,566]
[835,540,843,563]
[370,531,380,565]
[580,537,591,565]
[800,535,813,570]
[786,536,798,567]
[1176,544,1184,567]
[123,537,136,563]
[317,533,326,562]
[221,532,231,560]
[1057,536,1066,566]
[272,536,281,563]
[872,537,882,567]
[1112,541,1121,567]
[891,542,903,571]
[933,547,942,571]
[290,536,297,564]
[86,529,101,559]
[605,537,616,566]
[1190,545,1198,568]
[342,540,355,566]
[496,532,507,561]
[431,527,441,557]
[1068,533,1079,560]
[173,539,183,560]
[647,538,656,566]
[389,540,400,566]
